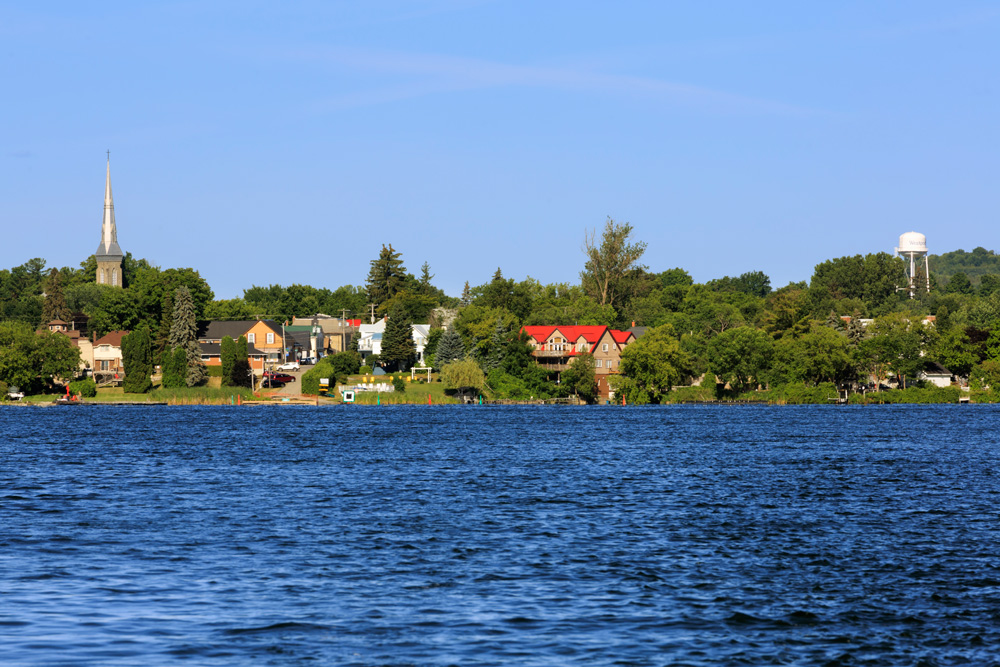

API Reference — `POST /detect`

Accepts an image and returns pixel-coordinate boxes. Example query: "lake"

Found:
[2,405,999,665]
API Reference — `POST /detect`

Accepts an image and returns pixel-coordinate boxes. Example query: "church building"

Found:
[95,157,124,286]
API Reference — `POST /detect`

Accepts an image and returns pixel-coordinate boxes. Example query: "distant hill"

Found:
[929,247,1000,285]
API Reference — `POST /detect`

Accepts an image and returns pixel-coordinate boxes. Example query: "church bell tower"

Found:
[95,154,124,287]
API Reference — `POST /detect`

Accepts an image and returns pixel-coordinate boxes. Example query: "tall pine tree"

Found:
[168,286,207,387]
[365,244,407,313]
[41,268,72,324]
[380,302,415,371]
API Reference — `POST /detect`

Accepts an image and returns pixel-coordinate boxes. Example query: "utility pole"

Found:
[340,309,351,353]
[366,303,376,324]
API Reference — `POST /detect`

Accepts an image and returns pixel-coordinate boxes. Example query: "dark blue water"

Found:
[2,405,1000,665]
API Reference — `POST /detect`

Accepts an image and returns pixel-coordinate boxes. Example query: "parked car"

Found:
[277,361,300,371]
[300,357,315,365]
[260,376,285,389]
[264,371,295,384]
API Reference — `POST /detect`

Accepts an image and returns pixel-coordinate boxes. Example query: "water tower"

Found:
[895,231,929,298]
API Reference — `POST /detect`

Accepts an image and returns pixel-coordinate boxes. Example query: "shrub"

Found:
[0,380,8,401]
[328,351,362,377]
[69,378,98,398]
[392,375,406,393]
[206,365,223,377]
[359,365,372,375]
[302,358,341,395]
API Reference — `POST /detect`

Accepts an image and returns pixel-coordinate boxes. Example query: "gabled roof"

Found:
[611,330,634,344]
[521,325,632,354]
[94,330,129,347]
[198,320,282,341]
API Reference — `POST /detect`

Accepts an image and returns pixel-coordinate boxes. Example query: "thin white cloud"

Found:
[280,46,818,116]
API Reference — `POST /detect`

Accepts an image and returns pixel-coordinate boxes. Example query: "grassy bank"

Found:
[340,376,462,405]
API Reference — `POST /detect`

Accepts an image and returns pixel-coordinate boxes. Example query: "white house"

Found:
[358,318,431,366]
[919,361,953,388]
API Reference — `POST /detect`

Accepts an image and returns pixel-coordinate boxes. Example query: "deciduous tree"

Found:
[581,217,647,310]
[440,358,485,401]
[610,324,687,404]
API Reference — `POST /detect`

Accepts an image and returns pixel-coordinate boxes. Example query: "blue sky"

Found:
[3,1,998,299]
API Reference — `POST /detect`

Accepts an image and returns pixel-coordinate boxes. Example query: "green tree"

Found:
[771,326,853,386]
[979,274,1000,297]
[581,217,647,310]
[561,352,597,402]
[417,262,435,295]
[435,326,465,367]
[483,317,508,372]
[708,326,774,391]
[168,286,207,387]
[365,244,407,313]
[232,335,252,388]
[931,327,978,378]
[380,302,416,371]
[440,358,485,401]
[857,314,924,388]
[610,324,687,404]
[0,322,80,393]
[159,346,182,389]
[121,326,153,393]
[475,270,533,322]
[946,271,973,295]
[41,268,72,324]
[205,298,258,321]
[220,336,236,387]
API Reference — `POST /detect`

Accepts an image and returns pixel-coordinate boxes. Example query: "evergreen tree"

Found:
[232,335,252,388]
[380,302,416,371]
[418,262,435,295]
[41,268,72,324]
[846,310,866,346]
[220,336,236,387]
[460,281,472,307]
[154,290,173,363]
[825,310,844,331]
[483,317,507,372]
[365,244,407,312]
[168,286,207,387]
[160,346,187,389]
[434,326,465,367]
[121,326,153,393]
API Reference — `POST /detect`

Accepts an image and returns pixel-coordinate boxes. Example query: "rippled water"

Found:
[2,405,1000,665]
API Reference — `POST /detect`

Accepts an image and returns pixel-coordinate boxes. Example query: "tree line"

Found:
[3,219,1000,400]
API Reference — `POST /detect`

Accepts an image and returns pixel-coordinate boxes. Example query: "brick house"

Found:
[197,320,284,372]
[521,325,635,398]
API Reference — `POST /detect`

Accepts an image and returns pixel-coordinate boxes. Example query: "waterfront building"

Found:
[521,325,635,398]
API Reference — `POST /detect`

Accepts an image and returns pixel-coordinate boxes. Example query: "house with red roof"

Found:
[521,325,635,398]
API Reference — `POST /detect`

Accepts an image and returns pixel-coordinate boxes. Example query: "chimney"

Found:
[631,321,635,327]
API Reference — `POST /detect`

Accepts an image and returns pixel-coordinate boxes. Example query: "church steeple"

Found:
[95,154,124,287]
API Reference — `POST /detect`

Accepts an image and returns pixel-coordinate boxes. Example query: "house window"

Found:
[266,332,275,344]
[248,333,256,344]
[100,360,109,371]
[596,359,602,368]
[602,343,609,352]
